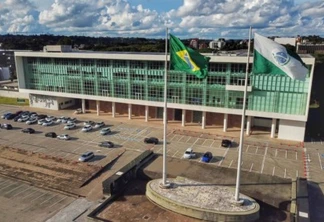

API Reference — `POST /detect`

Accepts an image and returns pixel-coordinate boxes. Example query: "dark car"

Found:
[1,123,13,130]
[144,137,159,144]
[5,113,17,120]
[13,115,22,122]
[37,114,47,120]
[45,132,57,138]
[22,128,35,134]
[99,141,114,148]
[15,110,23,115]
[221,139,232,148]
[201,152,213,163]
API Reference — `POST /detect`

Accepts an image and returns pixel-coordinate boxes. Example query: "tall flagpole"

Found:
[161,27,169,187]
[235,26,252,202]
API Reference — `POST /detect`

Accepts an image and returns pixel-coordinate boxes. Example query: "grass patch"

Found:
[0,97,29,106]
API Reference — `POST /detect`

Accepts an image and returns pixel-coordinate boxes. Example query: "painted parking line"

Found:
[318,153,323,170]
[218,148,229,166]
[255,147,258,154]
[4,184,25,195]
[11,186,33,198]
[228,160,233,168]
[272,166,276,176]
[39,194,58,206]
[260,146,268,174]
[47,196,68,209]
[0,182,16,191]
[249,163,254,172]
[284,168,287,178]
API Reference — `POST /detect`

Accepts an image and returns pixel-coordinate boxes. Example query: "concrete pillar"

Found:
[246,116,251,136]
[271,118,277,138]
[181,109,186,127]
[112,102,116,118]
[145,106,149,122]
[81,99,86,114]
[223,114,228,132]
[96,100,100,116]
[128,104,132,120]
[202,111,206,129]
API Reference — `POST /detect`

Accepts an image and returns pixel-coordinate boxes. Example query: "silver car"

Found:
[57,134,70,140]
[64,123,76,130]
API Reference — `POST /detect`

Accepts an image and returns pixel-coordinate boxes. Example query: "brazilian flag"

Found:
[170,34,210,79]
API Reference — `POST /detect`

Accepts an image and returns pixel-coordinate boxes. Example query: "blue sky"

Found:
[0,0,323,39]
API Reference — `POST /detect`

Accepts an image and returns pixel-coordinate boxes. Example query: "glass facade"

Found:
[22,56,311,115]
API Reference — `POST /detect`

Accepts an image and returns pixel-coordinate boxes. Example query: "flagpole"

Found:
[161,27,169,187]
[235,26,252,202]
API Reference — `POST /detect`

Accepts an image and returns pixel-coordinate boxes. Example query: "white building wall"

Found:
[57,97,76,109]
[278,119,305,142]
[29,94,59,110]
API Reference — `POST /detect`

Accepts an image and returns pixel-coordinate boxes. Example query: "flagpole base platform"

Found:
[146,177,260,222]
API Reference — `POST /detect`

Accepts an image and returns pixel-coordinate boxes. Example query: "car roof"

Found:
[185,148,193,152]
[84,151,93,155]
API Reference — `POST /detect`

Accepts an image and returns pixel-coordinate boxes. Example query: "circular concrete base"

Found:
[146,177,260,222]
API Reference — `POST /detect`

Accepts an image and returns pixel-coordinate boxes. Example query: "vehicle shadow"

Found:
[34,131,43,134]
[88,155,106,162]
[12,127,22,130]
[69,137,79,141]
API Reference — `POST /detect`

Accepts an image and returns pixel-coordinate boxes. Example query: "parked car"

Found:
[1,113,12,119]
[201,152,213,163]
[45,116,56,122]
[84,121,95,126]
[37,114,47,120]
[100,127,111,135]
[15,110,23,116]
[38,119,47,125]
[99,141,114,148]
[94,122,105,129]
[42,120,54,126]
[5,113,17,120]
[144,137,159,144]
[57,134,70,140]
[74,108,82,114]
[13,115,22,122]
[1,123,13,130]
[21,128,35,134]
[29,112,37,118]
[64,123,76,130]
[82,125,93,132]
[183,148,196,159]
[78,151,94,162]
[26,118,37,125]
[45,132,57,138]
[18,115,29,122]
[221,139,232,148]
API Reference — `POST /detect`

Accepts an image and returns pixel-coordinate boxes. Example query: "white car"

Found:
[38,119,46,125]
[57,134,70,140]
[84,121,95,126]
[42,120,54,126]
[64,123,76,130]
[45,116,56,122]
[100,127,111,135]
[94,122,105,129]
[82,125,93,132]
[78,151,94,162]
[18,116,29,122]
[183,148,196,159]
[26,118,37,125]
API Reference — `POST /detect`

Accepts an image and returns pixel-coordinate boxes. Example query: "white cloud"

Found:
[0,0,323,38]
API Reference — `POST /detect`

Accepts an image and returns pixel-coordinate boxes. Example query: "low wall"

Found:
[0,90,29,99]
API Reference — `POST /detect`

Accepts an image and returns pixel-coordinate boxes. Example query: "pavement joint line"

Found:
[0,181,14,191]
[185,136,192,143]
[285,150,288,159]
[255,147,258,154]
[11,186,32,198]
[22,189,39,200]
[172,150,179,158]
[0,180,8,186]
[4,184,25,195]
[284,168,287,178]
[30,192,47,203]
[47,196,68,209]
[39,194,58,206]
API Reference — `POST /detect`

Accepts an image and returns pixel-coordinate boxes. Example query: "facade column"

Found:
[246,116,251,136]
[271,118,277,138]
[81,99,86,114]
[112,102,116,118]
[223,114,228,132]
[181,109,186,127]
[201,111,206,129]
[145,106,149,122]
[128,104,132,120]
[96,100,100,116]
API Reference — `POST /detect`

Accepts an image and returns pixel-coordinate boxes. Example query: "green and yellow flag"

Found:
[170,34,210,79]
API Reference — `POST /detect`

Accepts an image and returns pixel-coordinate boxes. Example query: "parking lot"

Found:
[0,105,308,180]
[0,176,75,222]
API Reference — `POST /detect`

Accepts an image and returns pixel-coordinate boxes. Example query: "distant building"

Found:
[190,39,199,49]
[297,44,324,54]
[209,38,226,50]
[199,43,208,49]
[0,50,15,80]
[274,37,296,47]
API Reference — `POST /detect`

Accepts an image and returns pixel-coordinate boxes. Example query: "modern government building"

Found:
[14,45,315,141]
